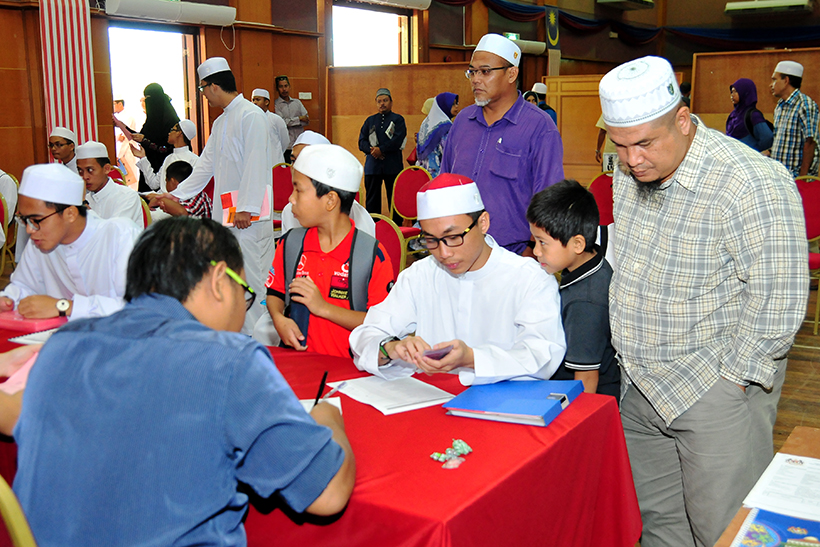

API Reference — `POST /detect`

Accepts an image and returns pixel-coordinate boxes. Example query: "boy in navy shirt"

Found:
[527,179,619,397]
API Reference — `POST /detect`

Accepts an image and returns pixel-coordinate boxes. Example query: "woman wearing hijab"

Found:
[725,78,773,152]
[416,93,460,178]
[131,83,180,191]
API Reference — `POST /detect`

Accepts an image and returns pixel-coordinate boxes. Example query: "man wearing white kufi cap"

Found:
[48,126,78,175]
[251,88,288,158]
[169,56,274,334]
[600,55,807,547]
[263,144,394,358]
[76,141,145,228]
[0,164,141,320]
[770,59,819,177]
[134,119,199,194]
[350,173,565,386]
[440,33,563,256]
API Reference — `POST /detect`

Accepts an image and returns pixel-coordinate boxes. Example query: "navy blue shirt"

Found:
[14,294,344,546]
[358,110,407,175]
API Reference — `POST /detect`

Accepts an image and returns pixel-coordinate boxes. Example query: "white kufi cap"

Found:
[20,163,85,206]
[75,141,109,160]
[197,57,231,80]
[293,144,363,193]
[531,82,547,94]
[417,173,484,220]
[293,130,331,147]
[179,119,197,140]
[252,88,270,100]
[49,127,76,143]
[599,56,682,128]
[775,60,803,78]
[474,33,521,67]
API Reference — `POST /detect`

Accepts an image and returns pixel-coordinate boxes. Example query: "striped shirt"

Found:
[610,115,808,425]
[772,88,820,177]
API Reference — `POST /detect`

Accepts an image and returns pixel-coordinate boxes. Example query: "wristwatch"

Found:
[378,336,399,363]
[56,299,70,317]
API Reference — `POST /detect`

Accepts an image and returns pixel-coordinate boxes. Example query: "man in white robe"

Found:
[48,127,78,175]
[349,174,566,386]
[0,164,141,320]
[76,142,144,228]
[167,57,274,333]
[251,88,288,162]
[134,119,199,193]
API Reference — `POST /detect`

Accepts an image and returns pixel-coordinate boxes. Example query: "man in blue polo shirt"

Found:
[13,217,355,546]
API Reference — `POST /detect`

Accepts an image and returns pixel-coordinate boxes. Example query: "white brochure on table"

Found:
[743,452,820,521]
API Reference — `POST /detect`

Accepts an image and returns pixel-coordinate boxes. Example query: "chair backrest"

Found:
[0,194,7,242]
[587,171,614,226]
[272,163,292,212]
[109,167,126,185]
[140,199,152,229]
[204,177,215,201]
[391,166,431,221]
[796,176,820,240]
[372,213,405,277]
[0,474,37,547]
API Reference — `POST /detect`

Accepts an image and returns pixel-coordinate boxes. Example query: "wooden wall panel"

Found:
[90,15,116,158]
[428,47,470,63]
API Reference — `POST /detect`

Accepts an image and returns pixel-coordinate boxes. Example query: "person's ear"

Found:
[570,235,586,255]
[62,206,79,224]
[207,261,230,304]
[478,211,491,235]
[677,105,692,137]
[507,66,519,84]
[103,163,112,175]
[325,191,339,212]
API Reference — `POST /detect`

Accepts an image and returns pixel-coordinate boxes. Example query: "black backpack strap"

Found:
[348,229,379,312]
[282,228,308,309]
[599,225,608,257]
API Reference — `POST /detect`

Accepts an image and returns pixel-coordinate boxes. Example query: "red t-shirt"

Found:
[266,222,395,357]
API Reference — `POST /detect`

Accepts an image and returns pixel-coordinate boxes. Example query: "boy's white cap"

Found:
[178,120,197,140]
[293,144,363,193]
[49,127,76,143]
[417,173,484,220]
[531,82,547,94]
[197,57,231,80]
[775,60,803,78]
[251,88,270,100]
[293,130,330,147]
[474,33,521,67]
[599,56,682,128]
[75,141,109,160]
[20,163,85,206]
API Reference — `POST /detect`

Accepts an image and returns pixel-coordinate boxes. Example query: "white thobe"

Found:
[349,236,566,385]
[64,156,77,176]
[136,146,199,193]
[86,179,144,228]
[0,212,141,320]
[170,93,274,333]
[266,111,289,157]
[280,201,375,237]
[0,170,17,248]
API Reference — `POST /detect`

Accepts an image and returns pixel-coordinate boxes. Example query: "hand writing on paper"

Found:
[17,296,62,319]
[234,211,251,229]
[417,339,474,374]
[289,276,328,317]
[272,315,307,351]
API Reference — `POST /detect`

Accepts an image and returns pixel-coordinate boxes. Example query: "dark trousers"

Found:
[364,173,400,223]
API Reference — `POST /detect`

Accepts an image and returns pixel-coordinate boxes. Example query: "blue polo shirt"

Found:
[13,293,344,547]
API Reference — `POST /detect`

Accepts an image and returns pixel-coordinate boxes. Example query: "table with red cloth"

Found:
[0,330,642,547]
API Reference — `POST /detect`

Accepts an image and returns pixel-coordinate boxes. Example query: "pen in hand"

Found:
[313,371,328,409]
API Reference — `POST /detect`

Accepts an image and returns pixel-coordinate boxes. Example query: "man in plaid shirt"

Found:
[600,57,808,547]
[152,161,213,219]
[771,60,819,177]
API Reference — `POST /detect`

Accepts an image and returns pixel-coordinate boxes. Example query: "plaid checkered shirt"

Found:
[180,191,213,219]
[610,115,808,425]
[772,88,820,177]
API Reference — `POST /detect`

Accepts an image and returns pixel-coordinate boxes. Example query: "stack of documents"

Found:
[327,377,454,416]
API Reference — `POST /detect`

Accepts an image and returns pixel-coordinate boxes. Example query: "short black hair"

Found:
[311,178,356,216]
[114,99,124,105]
[204,70,237,93]
[679,82,691,95]
[125,217,243,303]
[43,202,87,217]
[786,74,803,89]
[526,179,598,252]
[467,209,485,222]
[275,75,289,85]
[165,161,193,184]
[91,157,110,168]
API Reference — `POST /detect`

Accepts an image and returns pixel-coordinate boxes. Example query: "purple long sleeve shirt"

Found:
[441,93,564,253]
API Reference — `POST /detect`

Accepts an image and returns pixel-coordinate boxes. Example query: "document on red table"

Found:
[327,377,454,415]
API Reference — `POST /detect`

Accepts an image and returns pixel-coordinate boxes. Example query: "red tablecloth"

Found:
[0,331,641,547]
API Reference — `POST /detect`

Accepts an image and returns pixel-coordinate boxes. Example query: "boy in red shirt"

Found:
[266,144,394,357]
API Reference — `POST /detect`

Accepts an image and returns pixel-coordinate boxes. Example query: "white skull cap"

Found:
[293,144,362,193]
[475,33,521,67]
[599,56,682,128]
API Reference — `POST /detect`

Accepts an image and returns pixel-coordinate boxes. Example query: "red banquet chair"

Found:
[796,175,820,334]
[372,213,405,278]
[390,166,430,257]
[109,166,127,185]
[587,171,614,226]
[272,163,292,231]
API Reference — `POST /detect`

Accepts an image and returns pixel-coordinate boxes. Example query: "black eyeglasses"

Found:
[48,141,70,149]
[15,210,61,231]
[418,218,478,250]
[197,82,213,93]
[465,66,511,79]
[210,260,256,311]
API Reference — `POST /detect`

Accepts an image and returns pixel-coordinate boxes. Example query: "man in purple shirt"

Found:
[441,33,564,255]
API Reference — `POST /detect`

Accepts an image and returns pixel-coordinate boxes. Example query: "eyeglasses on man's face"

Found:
[197,82,214,94]
[210,260,256,311]
[15,210,61,232]
[465,66,511,80]
[418,217,479,250]
[47,141,70,149]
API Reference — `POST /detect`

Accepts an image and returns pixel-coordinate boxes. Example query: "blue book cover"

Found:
[442,380,584,426]
[731,508,820,546]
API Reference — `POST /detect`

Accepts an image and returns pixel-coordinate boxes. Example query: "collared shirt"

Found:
[349,236,566,386]
[266,111,289,155]
[440,93,564,252]
[357,111,407,176]
[274,96,309,149]
[136,146,199,193]
[610,115,808,425]
[86,178,145,227]
[0,211,141,319]
[14,293,344,546]
[772,88,820,177]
